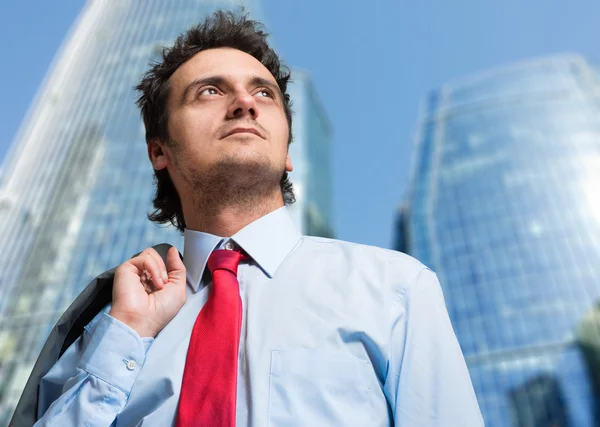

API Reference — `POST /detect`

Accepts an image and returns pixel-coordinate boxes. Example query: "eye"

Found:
[256,88,275,98]
[198,87,219,96]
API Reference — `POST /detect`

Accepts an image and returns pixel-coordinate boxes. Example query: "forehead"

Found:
[169,47,277,93]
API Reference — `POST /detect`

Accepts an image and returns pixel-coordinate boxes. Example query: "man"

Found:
[27,10,483,426]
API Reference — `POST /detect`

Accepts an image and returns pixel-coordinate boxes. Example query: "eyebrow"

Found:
[180,75,282,104]
[248,76,282,98]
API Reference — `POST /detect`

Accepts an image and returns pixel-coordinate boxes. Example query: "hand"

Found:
[109,247,187,338]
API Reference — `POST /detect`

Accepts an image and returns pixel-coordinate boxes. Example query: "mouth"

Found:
[222,127,265,139]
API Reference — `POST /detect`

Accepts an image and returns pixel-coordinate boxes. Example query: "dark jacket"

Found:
[9,243,174,427]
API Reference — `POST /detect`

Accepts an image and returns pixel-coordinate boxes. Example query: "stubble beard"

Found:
[175,149,284,219]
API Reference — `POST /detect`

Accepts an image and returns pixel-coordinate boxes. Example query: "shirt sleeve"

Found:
[35,311,153,426]
[384,265,485,426]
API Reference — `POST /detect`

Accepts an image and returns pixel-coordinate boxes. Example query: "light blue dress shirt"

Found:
[35,206,483,426]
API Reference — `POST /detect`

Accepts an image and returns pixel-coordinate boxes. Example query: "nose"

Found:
[226,90,258,120]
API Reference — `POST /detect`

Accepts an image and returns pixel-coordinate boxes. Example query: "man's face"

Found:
[152,47,292,194]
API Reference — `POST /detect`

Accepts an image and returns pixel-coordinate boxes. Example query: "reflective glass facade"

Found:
[286,70,334,238]
[0,1,332,423]
[399,55,600,426]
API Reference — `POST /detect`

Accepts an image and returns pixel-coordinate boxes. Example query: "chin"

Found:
[225,146,269,161]
[216,150,271,169]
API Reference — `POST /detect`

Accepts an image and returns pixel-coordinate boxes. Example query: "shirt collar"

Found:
[183,206,302,292]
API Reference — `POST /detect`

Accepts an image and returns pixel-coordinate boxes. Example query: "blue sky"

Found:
[1,0,599,249]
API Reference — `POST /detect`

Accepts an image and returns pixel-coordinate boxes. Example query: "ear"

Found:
[147,138,169,170]
[285,153,293,172]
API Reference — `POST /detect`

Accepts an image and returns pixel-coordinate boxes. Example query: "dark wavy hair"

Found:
[136,10,295,233]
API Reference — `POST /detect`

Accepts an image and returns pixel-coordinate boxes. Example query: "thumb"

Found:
[166,246,186,283]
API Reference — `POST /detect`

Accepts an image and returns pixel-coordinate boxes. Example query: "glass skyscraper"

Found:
[286,69,334,239]
[0,1,333,424]
[398,54,600,426]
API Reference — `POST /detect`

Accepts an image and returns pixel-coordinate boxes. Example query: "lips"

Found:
[223,127,264,139]
[222,127,264,139]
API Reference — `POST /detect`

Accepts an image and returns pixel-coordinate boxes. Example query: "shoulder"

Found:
[299,236,430,284]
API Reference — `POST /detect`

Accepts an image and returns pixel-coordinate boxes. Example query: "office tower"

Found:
[0,1,333,423]
[286,70,334,238]
[398,54,600,426]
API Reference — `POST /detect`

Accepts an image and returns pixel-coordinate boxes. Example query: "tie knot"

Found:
[207,249,246,276]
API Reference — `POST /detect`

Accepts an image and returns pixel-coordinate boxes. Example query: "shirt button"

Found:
[225,241,234,250]
[126,360,137,371]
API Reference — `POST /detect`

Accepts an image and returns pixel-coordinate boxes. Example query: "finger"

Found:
[141,274,154,294]
[147,248,169,283]
[138,270,158,293]
[140,250,166,290]
[166,247,186,285]
[129,249,154,272]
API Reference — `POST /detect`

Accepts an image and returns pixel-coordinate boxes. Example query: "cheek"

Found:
[272,109,290,145]
[170,109,215,144]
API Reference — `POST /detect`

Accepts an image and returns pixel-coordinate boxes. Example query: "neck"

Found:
[184,192,284,236]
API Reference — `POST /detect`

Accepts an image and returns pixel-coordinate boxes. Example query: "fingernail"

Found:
[162,272,169,282]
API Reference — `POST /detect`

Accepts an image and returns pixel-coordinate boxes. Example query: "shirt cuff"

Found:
[79,312,152,394]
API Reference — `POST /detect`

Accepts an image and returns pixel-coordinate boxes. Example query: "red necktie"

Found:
[176,248,246,427]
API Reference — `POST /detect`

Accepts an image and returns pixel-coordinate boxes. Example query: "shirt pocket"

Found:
[268,349,374,427]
